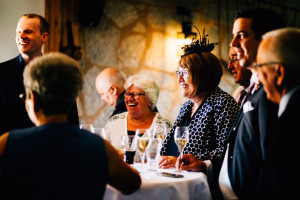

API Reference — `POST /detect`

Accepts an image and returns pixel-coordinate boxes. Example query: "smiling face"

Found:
[125,85,151,116]
[16,16,48,58]
[231,18,260,68]
[177,66,196,99]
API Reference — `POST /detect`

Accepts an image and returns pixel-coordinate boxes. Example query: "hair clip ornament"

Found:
[181,26,218,58]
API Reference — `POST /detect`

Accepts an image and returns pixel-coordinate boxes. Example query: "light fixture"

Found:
[176,22,197,45]
[176,6,197,57]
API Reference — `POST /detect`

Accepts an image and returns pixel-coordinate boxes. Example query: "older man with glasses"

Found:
[254,28,300,199]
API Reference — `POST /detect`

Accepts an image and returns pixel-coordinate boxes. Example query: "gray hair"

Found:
[23,52,83,115]
[262,28,300,74]
[124,74,159,111]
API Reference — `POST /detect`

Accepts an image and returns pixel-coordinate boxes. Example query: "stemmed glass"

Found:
[174,126,189,170]
[135,129,151,165]
[153,122,168,142]
[79,124,94,132]
[121,135,137,165]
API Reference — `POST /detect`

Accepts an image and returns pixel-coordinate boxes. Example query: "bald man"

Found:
[95,68,127,118]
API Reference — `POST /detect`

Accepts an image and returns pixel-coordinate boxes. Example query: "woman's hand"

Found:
[159,156,178,169]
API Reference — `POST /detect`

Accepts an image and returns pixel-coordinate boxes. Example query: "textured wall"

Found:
[77,0,240,128]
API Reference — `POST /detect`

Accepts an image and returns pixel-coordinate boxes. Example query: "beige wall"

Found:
[77,0,239,128]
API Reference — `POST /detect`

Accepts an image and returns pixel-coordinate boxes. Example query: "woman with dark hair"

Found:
[159,30,240,168]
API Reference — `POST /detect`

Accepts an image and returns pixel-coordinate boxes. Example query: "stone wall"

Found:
[77,0,241,128]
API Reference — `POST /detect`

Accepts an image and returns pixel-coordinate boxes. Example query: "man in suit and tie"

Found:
[255,28,300,200]
[175,8,285,200]
[0,14,79,135]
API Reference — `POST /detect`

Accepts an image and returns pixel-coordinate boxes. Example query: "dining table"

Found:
[103,163,212,200]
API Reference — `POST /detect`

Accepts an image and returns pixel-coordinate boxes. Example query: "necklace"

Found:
[128,115,152,126]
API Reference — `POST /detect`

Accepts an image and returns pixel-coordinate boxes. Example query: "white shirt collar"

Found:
[278,85,300,117]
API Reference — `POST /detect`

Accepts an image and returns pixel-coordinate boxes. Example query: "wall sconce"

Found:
[176,6,197,57]
[176,22,197,57]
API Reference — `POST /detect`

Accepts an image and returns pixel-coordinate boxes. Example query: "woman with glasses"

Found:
[159,31,240,169]
[105,74,172,149]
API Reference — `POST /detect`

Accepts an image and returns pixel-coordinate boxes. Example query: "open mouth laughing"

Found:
[128,103,138,107]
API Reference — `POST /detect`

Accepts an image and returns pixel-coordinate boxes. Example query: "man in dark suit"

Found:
[175,8,285,200]
[255,28,300,200]
[0,14,78,135]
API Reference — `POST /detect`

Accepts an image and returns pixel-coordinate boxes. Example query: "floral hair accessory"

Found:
[181,26,219,58]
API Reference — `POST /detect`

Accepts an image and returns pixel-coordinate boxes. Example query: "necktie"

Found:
[237,89,247,106]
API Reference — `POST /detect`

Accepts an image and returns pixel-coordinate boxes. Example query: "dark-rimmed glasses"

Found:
[175,70,189,80]
[124,92,145,100]
[249,62,281,69]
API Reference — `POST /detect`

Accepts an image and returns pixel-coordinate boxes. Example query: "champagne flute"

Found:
[135,129,150,165]
[174,126,189,160]
[153,121,169,142]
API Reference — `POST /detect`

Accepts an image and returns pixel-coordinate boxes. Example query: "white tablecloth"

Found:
[104,165,212,200]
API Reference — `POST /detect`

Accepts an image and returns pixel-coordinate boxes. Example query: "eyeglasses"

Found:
[19,93,26,102]
[175,70,189,80]
[124,92,145,100]
[249,62,281,69]
[229,58,238,64]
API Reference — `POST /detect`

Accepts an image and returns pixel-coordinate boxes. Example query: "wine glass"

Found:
[121,135,137,165]
[135,129,151,165]
[79,124,94,132]
[153,122,169,142]
[174,126,189,160]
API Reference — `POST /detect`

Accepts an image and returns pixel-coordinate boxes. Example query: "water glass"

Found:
[146,138,162,171]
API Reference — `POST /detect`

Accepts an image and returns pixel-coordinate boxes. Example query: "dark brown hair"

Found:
[22,13,49,34]
[234,8,286,40]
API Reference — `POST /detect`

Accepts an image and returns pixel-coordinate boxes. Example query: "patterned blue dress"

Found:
[161,87,240,160]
